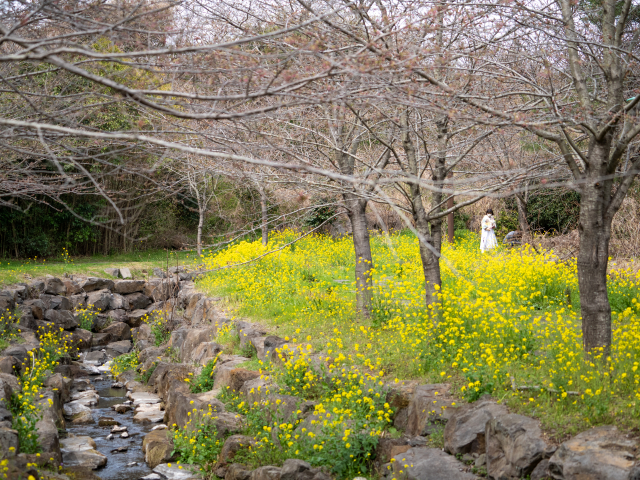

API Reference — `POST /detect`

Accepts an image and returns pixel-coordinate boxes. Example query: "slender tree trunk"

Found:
[197,207,204,257]
[577,171,613,354]
[259,187,268,246]
[345,194,373,317]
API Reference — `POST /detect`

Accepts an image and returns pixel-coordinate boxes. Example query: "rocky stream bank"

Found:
[0,270,638,480]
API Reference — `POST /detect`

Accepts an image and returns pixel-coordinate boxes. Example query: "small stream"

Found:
[66,375,155,480]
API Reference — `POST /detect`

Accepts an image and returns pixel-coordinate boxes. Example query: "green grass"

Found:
[0,249,197,286]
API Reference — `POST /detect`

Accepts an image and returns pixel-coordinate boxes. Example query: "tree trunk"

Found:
[345,194,373,317]
[259,187,268,246]
[197,207,204,257]
[577,180,613,354]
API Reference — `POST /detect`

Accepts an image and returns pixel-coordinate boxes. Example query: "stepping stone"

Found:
[128,392,161,406]
[61,436,107,470]
[133,404,165,424]
[153,463,202,480]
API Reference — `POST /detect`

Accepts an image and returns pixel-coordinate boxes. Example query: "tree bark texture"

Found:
[259,186,269,246]
[577,145,615,354]
[345,194,373,317]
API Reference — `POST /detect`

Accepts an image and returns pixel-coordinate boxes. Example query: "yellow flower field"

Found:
[199,230,640,437]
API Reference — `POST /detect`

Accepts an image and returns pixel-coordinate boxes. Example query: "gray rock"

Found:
[392,447,478,480]
[226,464,252,480]
[70,293,88,309]
[101,322,131,341]
[250,466,282,480]
[133,404,165,424]
[87,289,113,312]
[404,384,456,437]
[548,426,638,480]
[109,293,128,311]
[104,268,120,277]
[120,267,132,279]
[444,398,508,455]
[531,459,549,480]
[486,413,549,479]
[152,268,167,278]
[2,345,29,369]
[105,340,133,356]
[107,309,128,324]
[114,280,146,294]
[81,277,115,293]
[91,332,112,347]
[24,299,45,319]
[153,463,202,479]
[84,350,108,366]
[44,309,78,330]
[280,459,315,480]
[124,292,152,311]
[60,436,107,469]
[44,277,66,295]
[0,427,18,458]
[126,309,149,328]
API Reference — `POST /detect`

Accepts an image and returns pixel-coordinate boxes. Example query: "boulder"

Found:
[190,342,223,366]
[255,335,288,363]
[119,267,132,279]
[36,389,65,460]
[44,277,66,295]
[70,293,88,309]
[404,384,456,437]
[165,391,226,429]
[44,372,72,404]
[190,297,219,326]
[226,464,252,480]
[0,427,18,458]
[16,312,35,331]
[153,463,202,479]
[227,369,261,393]
[44,295,73,311]
[2,345,29,370]
[114,280,145,294]
[101,322,131,341]
[147,363,194,399]
[63,278,83,296]
[0,293,15,314]
[548,426,638,480]
[444,398,508,455]
[104,268,120,277]
[44,310,78,330]
[213,358,251,390]
[250,466,282,480]
[70,329,93,351]
[485,413,550,480]
[133,404,165,424]
[60,436,107,469]
[92,314,111,332]
[105,340,133,357]
[240,377,274,405]
[178,328,217,363]
[126,309,149,328]
[84,350,109,366]
[184,293,204,320]
[219,435,255,465]
[86,289,112,312]
[98,416,120,426]
[143,429,175,468]
[91,332,112,347]
[375,437,411,466]
[128,391,162,406]
[107,309,128,324]
[24,299,45,319]
[124,292,152,311]
[80,277,114,293]
[0,356,20,376]
[391,447,478,480]
[280,459,322,480]
[109,293,128,311]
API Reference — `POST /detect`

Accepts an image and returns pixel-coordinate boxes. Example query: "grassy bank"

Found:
[0,250,193,286]
[198,230,640,440]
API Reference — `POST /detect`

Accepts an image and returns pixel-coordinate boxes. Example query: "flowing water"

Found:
[65,376,155,480]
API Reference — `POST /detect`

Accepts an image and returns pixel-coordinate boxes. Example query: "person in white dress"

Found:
[480,209,498,252]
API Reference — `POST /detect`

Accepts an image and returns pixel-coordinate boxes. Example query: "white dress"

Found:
[480,214,497,252]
